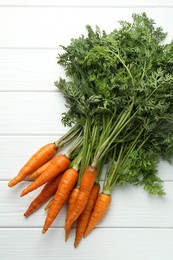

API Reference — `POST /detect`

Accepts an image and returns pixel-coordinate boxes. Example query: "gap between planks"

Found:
[0,5,173,8]
[0,227,173,230]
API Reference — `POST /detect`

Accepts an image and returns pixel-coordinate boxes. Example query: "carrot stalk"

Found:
[74,183,100,247]
[65,165,97,231]
[24,174,62,217]
[29,160,52,180]
[65,187,80,241]
[20,154,70,197]
[42,167,78,234]
[8,143,57,187]
[84,193,111,237]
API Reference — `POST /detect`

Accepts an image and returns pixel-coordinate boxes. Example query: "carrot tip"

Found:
[65,234,69,242]
[8,181,14,187]
[74,243,78,248]
[83,233,88,238]
[20,190,28,197]
[42,229,46,234]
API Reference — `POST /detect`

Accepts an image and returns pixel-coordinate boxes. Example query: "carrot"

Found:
[24,174,62,217]
[74,183,100,247]
[29,160,52,180]
[20,154,70,197]
[65,187,80,241]
[84,193,111,237]
[8,143,57,187]
[65,165,97,231]
[44,197,54,211]
[42,167,78,234]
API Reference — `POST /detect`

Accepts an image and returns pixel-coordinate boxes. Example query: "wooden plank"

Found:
[1,136,173,180]
[0,228,173,260]
[0,0,172,7]
[0,49,65,91]
[2,181,173,227]
[0,7,173,48]
[0,135,62,180]
[1,136,173,181]
[0,92,68,134]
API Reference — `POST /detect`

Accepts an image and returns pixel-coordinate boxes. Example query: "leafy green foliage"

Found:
[55,12,173,195]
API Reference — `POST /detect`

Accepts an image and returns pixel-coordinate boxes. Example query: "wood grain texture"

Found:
[0,92,68,134]
[2,181,173,228]
[0,0,173,7]
[0,228,173,260]
[0,49,65,91]
[1,2,173,259]
[0,136,173,180]
[0,8,173,48]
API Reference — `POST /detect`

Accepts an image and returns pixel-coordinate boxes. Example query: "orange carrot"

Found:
[65,165,97,231]
[44,197,54,211]
[65,187,80,241]
[20,154,70,197]
[84,193,111,237]
[74,183,100,247]
[8,143,57,187]
[29,160,52,180]
[42,167,78,234]
[24,174,62,217]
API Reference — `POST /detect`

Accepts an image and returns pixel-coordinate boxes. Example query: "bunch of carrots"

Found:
[8,13,173,247]
[8,123,111,247]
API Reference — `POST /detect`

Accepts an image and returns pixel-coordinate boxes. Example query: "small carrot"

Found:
[24,174,62,217]
[74,183,100,247]
[84,193,111,237]
[44,197,54,211]
[20,154,70,197]
[29,160,52,180]
[42,167,78,234]
[65,165,97,231]
[8,143,57,187]
[65,187,80,241]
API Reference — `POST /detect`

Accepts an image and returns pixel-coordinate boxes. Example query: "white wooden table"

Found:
[1,1,173,259]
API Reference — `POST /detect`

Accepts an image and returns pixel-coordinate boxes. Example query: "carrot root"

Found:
[65,187,80,241]
[24,175,62,217]
[84,193,111,238]
[20,154,70,197]
[74,183,100,247]
[42,168,78,234]
[29,160,52,180]
[65,165,97,231]
[8,143,57,187]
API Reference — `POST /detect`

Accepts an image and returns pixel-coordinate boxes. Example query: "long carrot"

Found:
[84,193,111,237]
[65,165,97,231]
[65,187,80,241]
[8,143,57,187]
[29,160,52,180]
[74,183,100,247]
[42,167,78,234]
[24,174,62,217]
[20,154,70,197]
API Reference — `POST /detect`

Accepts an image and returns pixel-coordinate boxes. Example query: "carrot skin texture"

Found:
[65,187,80,241]
[74,183,100,247]
[8,143,57,187]
[42,168,78,234]
[29,160,52,180]
[20,154,70,197]
[44,197,54,211]
[65,165,97,231]
[84,193,111,237]
[24,174,62,217]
